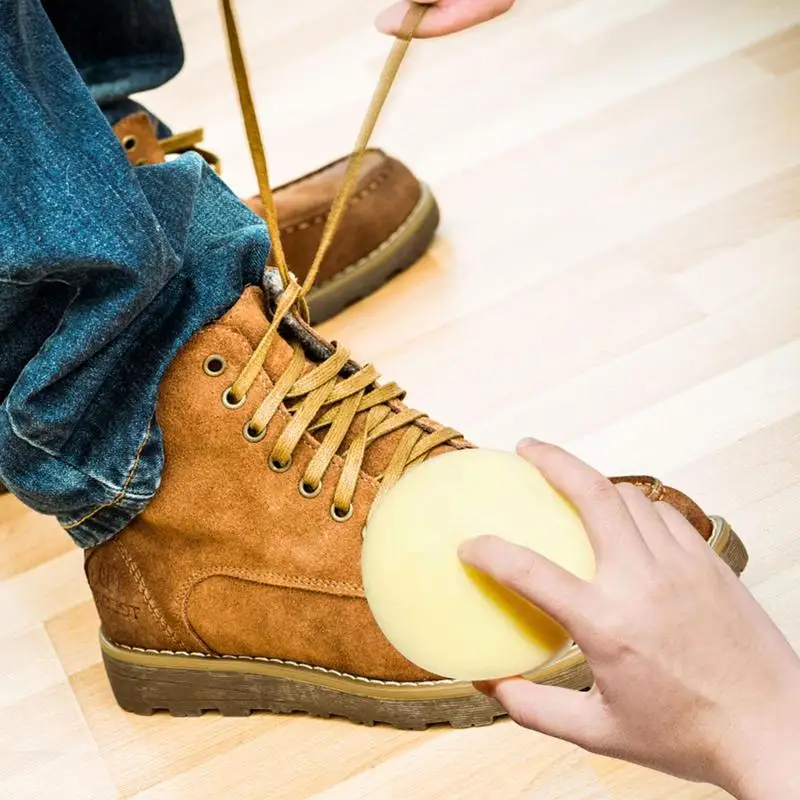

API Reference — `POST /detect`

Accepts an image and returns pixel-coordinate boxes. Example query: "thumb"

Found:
[376,1,515,39]
[477,677,609,750]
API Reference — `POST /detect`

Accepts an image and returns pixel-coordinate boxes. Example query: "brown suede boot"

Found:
[113,113,439,323]
[86,273,748,729]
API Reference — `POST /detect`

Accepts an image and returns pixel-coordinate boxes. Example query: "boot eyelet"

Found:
[243,421,266,443]
[222,387,246,409]
[203,354,227,377]
[299,480,322,499]
[330,504,353,523]
[122,135,137,151]
[269,455,292,473]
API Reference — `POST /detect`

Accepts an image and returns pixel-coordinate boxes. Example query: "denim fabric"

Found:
[42,0,183,134]
[0,0,269,547]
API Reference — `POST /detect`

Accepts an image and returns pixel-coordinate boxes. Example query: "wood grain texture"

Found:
[1,1,798,797]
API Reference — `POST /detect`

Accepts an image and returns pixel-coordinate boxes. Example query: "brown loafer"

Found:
[87,277,748,730]
[113,113,439,323]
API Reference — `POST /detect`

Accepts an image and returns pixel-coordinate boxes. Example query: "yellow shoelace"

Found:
[159,128,222,174]
[214,1,461,518]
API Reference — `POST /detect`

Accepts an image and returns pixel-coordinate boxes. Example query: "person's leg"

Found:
[41,0,182,133]
[0,0,268,546]
[35,0,440,328]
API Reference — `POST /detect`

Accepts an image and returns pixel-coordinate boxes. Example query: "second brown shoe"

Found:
[113,113,439,323]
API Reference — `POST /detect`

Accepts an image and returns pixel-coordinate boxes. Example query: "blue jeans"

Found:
[0,0,269,547]
[41,0,183,132]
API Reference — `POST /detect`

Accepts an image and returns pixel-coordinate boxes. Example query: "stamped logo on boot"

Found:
[93,563,142,620]
[95,590,141,621]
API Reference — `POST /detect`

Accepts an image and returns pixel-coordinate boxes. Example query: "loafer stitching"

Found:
[280,167,393,235]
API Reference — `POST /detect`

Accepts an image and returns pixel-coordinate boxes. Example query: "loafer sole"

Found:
[305,183,440,325]
[101,515,746,729]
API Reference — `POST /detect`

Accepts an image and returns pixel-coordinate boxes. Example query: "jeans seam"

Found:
[2,401,148,499]
[62,418,154,530]
[0,276,74,286]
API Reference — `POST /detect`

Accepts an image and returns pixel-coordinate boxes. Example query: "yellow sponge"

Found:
[362,449,594,681]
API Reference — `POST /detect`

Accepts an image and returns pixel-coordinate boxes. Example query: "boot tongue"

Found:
[219,281,298,380]
[220,273,465,479]
[112,113,166,167]
[218,277,332,395]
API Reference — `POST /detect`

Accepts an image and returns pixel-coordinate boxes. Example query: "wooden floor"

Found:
[2,1,799,797]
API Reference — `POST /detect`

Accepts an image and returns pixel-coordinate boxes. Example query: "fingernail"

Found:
[458,535,501,564]
[458,536,492,562]
[517,437,542,449]
[457,539,475,560]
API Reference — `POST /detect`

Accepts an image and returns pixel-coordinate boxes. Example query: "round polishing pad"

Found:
[362,449,595,681]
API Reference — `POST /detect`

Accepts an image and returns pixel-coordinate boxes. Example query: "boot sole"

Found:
[100,516,746,729]
[305,183,440,325]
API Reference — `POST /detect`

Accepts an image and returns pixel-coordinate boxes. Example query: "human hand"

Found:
[376,0,515,38]
[459,439,800,799]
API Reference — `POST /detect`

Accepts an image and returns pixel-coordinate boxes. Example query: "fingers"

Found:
[654,499,709,554]
[376,0,515,39]
[459,535,589,633]
[476,677,609,750]
[516,439,650,562]
[615,483,677,557]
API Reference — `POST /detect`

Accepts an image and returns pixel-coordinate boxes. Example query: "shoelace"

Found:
[159,128,222,173]
[217,0,460,518]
